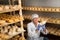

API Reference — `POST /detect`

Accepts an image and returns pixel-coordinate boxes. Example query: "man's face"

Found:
[33,17,39,23]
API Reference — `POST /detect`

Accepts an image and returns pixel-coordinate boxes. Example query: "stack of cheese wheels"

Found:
[0,20,6,25]
[58,30,60,36]
[46,26,60,36]
[23,14,31,20]
[23,14,60,24]
[9,35,22,40]
[0,14,23,23]
[55,29,60,36]
[51,27,57,35]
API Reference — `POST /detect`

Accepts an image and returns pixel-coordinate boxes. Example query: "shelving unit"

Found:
[0,0,25,40]
[23,6,60,12]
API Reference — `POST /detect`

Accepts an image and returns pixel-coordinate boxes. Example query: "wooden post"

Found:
[18,0,25,40]
[8,0,12,15]
[12,0,15,15]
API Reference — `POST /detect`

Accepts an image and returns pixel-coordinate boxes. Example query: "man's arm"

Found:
[27,24,36,37]
[40,19,48,34]
[40,25,48,35]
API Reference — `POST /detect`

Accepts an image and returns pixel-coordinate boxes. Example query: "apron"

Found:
[27,36,44,40]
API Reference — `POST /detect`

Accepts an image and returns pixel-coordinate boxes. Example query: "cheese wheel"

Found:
[4,5,9,10]
[0,7,3,11]
[6,19,14,23]
[13,5,17,10]
[0,20,6,25]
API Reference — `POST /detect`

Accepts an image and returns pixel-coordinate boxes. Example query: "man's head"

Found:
[32,14,39,24]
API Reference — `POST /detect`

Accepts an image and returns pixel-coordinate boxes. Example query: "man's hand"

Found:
[43,28,46,33]
[35,29,38,32]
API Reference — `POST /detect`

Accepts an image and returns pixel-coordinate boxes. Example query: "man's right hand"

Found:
[35,29,38,32]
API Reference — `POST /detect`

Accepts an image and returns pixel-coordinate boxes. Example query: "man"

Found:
[27,14,48,40]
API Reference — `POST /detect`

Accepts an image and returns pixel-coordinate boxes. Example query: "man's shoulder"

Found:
[27,22,33,28]
[27,22,32,25]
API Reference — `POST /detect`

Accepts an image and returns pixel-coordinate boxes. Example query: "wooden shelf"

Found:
[0,5,22,13]
[23,14,60,24]
[0,20,21,27]
[0,8,19,13]
[46,26,60,36]
[0,14,24,27]
[8,29,25,39]
[23,6,60,12]
[0,29,25,39]
[39,16,60,24]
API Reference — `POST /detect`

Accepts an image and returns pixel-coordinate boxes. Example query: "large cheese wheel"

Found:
[4,5,9,10]
[0,7,3,11]
[0,20,6,25]
[13,5,18,10]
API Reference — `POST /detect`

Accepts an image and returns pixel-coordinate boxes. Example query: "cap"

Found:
[32,14,39,19]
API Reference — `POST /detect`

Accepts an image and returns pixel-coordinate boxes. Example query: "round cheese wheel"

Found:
[0,7,3,11]
[0,20,6,25]
[4,5,9,10]
[13,5,17,10]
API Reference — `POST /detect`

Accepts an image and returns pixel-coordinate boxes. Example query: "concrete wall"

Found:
[22,0,60,7]
[0,0,60,7]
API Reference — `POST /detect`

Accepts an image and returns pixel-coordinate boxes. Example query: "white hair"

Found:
[32,14,39,19]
